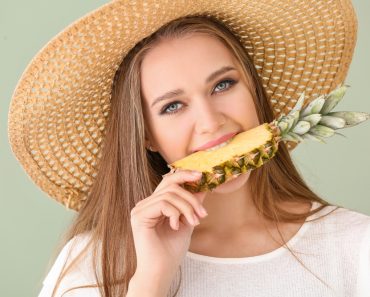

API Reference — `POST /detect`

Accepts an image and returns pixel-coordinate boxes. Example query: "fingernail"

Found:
[193,214,200,225]
[199,207,208,217]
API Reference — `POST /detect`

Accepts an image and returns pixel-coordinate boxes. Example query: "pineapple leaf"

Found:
[286,115,296,131]
[301,114,322,126]
[309,125,335,138]
[287,91,305,116]
[307,132,326,143]
[292,110,300,127]
[301,96,326,117]
[277,120,289,134]
[327,111,370,128]
[282,132,303,143]
[319,115,346,129]
[334,131,347,138]
[320,85,347,115]
[281,133,296,143]
[302,133,326,143]
[292,120,310,135]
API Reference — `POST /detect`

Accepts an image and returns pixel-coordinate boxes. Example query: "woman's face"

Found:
[141,33,260,165]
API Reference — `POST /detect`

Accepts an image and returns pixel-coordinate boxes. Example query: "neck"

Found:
[193,172,264,235]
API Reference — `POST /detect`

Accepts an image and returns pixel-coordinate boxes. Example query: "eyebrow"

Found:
[150,65,237,108]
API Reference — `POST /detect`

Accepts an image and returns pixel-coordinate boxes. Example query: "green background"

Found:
[1,1,369,296]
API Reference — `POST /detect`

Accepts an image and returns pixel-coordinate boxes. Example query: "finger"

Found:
[131,192,199,228]
[131,198,182,231]
[134,169,204,213]
[154,184,208,218]
[134,184,207,220]
[179,213,194,228]
[135,188,202,226]
[161,192,200,226]
[170,214,179,230]
[155,169,202,193]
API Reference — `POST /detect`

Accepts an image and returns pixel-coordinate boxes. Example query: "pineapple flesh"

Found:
[168,123,280,193]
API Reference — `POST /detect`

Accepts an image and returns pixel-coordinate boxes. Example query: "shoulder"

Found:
[311,202,370,235]
[332,205,370,247]
[38,231,101,296]
[47,231,95,277]
[308,203,370,262]
[316,203,370,230]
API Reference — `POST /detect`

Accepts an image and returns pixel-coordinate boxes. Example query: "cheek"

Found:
[239,92,259,126]
[153,125,190,163]
[225,95,259,127]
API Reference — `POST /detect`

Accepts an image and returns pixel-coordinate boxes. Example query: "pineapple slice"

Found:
[168,123,280,193]
[167,85,370,193]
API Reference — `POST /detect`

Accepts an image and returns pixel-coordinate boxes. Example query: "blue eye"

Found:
[213,79,235,93]
[161,101,183,115]
[159,78,237,116]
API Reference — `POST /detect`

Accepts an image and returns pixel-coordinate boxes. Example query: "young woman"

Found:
[7,1,369,297]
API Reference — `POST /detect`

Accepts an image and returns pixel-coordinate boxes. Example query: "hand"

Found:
[130,169,207,279]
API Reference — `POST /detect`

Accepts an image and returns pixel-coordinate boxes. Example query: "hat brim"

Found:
[8,0,357,210]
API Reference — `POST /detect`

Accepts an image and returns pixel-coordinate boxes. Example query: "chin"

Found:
[210,171,251,195]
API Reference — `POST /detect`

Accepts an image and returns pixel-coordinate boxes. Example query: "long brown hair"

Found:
[50,15,341,296]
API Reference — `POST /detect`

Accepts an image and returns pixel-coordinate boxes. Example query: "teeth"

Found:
[205,139,232,152]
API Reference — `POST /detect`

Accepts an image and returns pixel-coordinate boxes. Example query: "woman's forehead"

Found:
[140,34,239,99]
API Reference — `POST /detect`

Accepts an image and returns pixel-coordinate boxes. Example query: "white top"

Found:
[38,202,370,297]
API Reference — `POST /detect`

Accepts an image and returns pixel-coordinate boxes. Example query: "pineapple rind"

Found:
[182,139,279,193]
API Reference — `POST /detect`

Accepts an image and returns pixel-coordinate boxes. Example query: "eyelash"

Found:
[159,78,237,116]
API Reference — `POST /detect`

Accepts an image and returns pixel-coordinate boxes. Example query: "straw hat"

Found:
[7,0,357,211]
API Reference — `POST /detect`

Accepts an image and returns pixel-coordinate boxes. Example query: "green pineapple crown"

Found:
[272,84,370,143]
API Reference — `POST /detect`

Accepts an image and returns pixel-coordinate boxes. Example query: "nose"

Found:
[194,98,226,134]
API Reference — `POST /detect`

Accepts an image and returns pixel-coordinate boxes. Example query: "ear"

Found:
[144,134,158,152]
[145,139,152,151]
[144,124,160,152]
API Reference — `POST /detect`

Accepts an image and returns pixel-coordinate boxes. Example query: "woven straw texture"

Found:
[8,0,357,211]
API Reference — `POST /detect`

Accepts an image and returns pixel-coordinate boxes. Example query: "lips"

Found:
[192,131,239,153]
